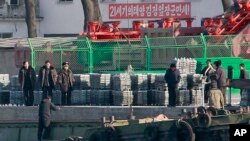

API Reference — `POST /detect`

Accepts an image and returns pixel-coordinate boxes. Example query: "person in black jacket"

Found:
[239,63,249,79]
[233,0,241,12]
[39,60,57,99]
[57,62,75,105]
[239,63,249,95]
[164,63,181,107]
[18,61,36,106]
[38,95,60,141]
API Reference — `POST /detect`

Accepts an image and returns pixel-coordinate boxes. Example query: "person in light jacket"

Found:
[208,80,224,109]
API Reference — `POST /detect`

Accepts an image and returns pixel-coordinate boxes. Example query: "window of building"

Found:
[101,0,116,3]
[59,0,73,2]
[6,0,19,5]
[141,0,157,2]
[10,0,19,5]
[0,33,13,38]
[44,34,78,37]
[0,0,5,7]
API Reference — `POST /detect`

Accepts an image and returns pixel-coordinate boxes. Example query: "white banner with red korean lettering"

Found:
[109,2,191,19]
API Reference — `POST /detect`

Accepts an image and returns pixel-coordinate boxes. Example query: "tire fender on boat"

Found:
[89,131,103,141]
[176,120,195,141]
[89,126,118,141]
[197,113,212,128]
[64,136,83,141]
[197,106,207,114]
[104,126,118,141]
[207,107,218,116]
[144,126,159,141]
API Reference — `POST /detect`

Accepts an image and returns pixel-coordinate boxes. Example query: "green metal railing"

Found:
[27,34,250,74]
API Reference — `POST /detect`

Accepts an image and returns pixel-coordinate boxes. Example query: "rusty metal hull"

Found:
[0,111,249,141]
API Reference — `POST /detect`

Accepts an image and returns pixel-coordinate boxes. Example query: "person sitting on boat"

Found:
[208,80,224,109]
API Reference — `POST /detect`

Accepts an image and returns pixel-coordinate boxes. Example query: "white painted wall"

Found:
[0,20,26,38]
[0,0,39,38]
[0,20,42,38]
[39,0,84,35]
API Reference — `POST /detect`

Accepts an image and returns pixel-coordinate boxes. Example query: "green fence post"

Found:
[59,41,63,69]
[27,38,35,69]
[86,37,93,73]
[117,41,121,72]
[144,35,152,71]
[176,48,179,58]
[200,33,207,58]
[228,35,233,57]
[174,37,179,58]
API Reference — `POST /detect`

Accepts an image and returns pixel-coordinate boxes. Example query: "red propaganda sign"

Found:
[109,2,191,19]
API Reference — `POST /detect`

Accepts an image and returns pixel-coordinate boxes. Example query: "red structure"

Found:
[81,0,250,40]
[81,17,196,40]
[82,20,142,40]
[203,0,250,35]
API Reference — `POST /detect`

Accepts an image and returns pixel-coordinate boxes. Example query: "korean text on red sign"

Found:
[109,2,191,19]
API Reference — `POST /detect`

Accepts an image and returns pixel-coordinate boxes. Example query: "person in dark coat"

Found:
[18,61,36,106]
[214,60,227,104]
[201,59,215,103]
[239,63,249,79]
[164,63,181,107]
[38,95,60,141]
[239,63,249,95]
[57,62,75,105]
[39,60,57,99]
[233,0,241,12]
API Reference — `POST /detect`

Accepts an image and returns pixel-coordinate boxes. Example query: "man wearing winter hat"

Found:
[57,62,75,105]
[208,80,224,109]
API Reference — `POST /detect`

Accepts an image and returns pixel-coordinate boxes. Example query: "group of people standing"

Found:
[18,60,76,140]
[202,60,249,109]
[17,58,249,140]
[18,60,75,106]
[201,60,226,109]
[164,59,249,109]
